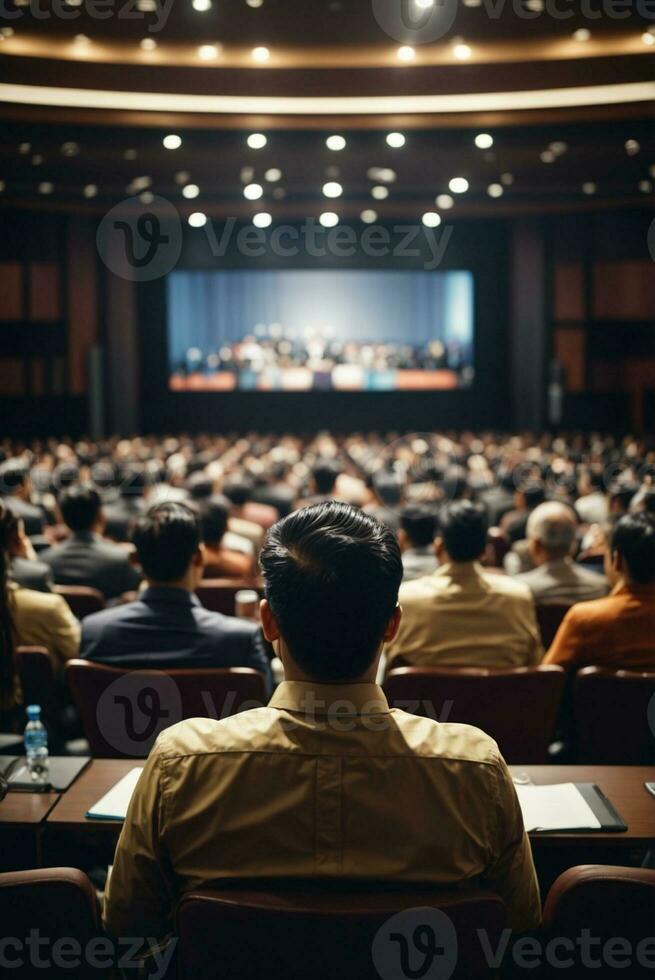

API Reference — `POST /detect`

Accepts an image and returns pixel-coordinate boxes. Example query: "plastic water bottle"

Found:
[24,705,49,784]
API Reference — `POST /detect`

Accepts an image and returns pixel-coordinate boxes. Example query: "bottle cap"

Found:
[26,705,41,719]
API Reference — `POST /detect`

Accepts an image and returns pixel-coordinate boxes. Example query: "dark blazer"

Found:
[80,586,272,689]
[4,497,46,537]
[40,532,141,600]
[102,499,146,543]
[10,556,54,593]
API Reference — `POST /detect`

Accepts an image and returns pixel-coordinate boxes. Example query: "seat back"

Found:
[53,585,105,619]
[195,579,253,616]
[65,660,267,758]
[535,601,572,648]
[384,665,566,763]
[573,666,655,764]
[14,646,58,736]
[176,881,506,980]
[484,527,510,569]
[0,868,104,978]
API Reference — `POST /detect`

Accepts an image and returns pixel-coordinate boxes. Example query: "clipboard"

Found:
[575,783,628,833]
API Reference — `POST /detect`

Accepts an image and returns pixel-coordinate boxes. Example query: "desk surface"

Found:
[42,760,655,846]
[0,790,59,826]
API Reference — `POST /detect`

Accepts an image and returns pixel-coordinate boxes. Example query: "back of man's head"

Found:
[374,471,403,507]
[523,482,547,511]
[120,466,148,500]
[0,461,27,496]
[223,479,254,508]
[400,504,438,548]
[260,501,402,682]
[526,501,576,560]
[312,460,340,496]
[439,500,488,562]
[199,496,230,548]
[187,471,214,501]
[132,502,200,583]
[611,512,655,585]
[60,484,102,533]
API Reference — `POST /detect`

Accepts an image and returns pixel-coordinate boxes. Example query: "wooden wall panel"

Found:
[67,218,98,395]
[554,326,586,391]
[0,357,25,395]
[28,262,60,321]
[553,261,584,322]
[593,260,655,320]
[0,263,23,321]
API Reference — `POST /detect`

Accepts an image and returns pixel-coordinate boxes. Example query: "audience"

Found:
[397,503,439,580]
[102,466,149,542]
[545,512,655,669]
[515,501,608,604]
[0,460,46,536]
[81,502,271,684]
[103,502,540,944]
[575,470,609,525]
[198,496,256,579]
[8,516,53,592]
[364,471,404,531]
[387,501,543,669]
[41,484,141,600]
[500,481,547,544]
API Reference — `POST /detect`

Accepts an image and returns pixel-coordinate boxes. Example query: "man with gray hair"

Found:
[514,501,608,604]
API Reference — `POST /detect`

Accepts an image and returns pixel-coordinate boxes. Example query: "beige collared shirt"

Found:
[104,681,540,941]
[386,561,544,670]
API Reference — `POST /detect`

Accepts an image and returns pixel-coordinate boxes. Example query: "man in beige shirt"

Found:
[104,501,541,945]
[386,501,543,670]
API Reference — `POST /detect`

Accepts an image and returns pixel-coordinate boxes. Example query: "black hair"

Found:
[0,462,27,496]
[609,482,638,513]
[442,466,470,502]
[119,465,148,499]
[260,501,402,682]
[131,502,201,582]
[199,496,230,548]
[311,460,340,496]
[611,512,655,585]
[400,504,438,548]
[60,484,102,533]
[187,472,214,501]
[374,471,403,507]
[223,479,254,507]
[522,482,547,510]
[439,500,488,562]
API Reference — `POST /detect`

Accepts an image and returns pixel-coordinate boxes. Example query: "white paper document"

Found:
[515,782,601,832]
[86,767,144,821]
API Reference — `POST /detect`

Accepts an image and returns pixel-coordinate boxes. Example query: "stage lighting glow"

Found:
[326,135,346,151]
[436,194,454,209]
[474,133,493,149]
[247,133,267,149]
[265,168,282,181]
[182,183,200,199]
[251,46,270,62]
[188,212,207,227]
[371,185,389,200]
[642,31,655,45]
[386,132,406,148]
[322,181,343,198]
[449,177,469,193]
[573,28,590,41]
[163,134,182,149]
[360,209,377,223]
[253,212,272,228]
[198,44,219,60]
[244,183,263,199]
[397,46,415,61]
[319,212,339,227]
[422,212,441,227]
[140,38,157,50]
[453,43,471,60]
[487,183,503,198]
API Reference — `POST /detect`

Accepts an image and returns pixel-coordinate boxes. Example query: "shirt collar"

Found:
[269,681,390,717]
[437,560,482,578]
[141,586,201,606]
[611,581,655,598]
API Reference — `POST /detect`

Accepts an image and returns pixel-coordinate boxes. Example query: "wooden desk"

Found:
[46,759,142,834]
[0,791,59,828]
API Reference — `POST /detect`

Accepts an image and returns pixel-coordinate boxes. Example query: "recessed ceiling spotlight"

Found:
[73,34,90,45]
[367,167,396,183]
[0,181,5,192]
[323,181,343,198]
[188,212,207,227]
[247,133,267,149]
[0,27,15,36]
[549,141,568,155]
[474,133,493,149]
[31,154,43,165]
[253,212,272,228]
[452,42,472,60]
[240,166,255,183]
[386,132,406,148]
[649,164,655,178]
[272,187,286,200]
[639,180,652,193]
[140,191,154,204]
[397,46,416,61]
[83,184,97,198]
[246,0,264,6]
[642,31,655,45]
[463,0,482,6]
[449,177,469,193]
[500,172,514,185]
[524,0,544,9]
[192,0,212,9]
[326,135,346,151]
[136,0,156,9]
[244,182,263,199]
[174,170,190,184]
[360,209,378,223]
[163,134,182,150]
[540,149,556,163]
[140,38,157,50]
[38,182,53,194]
[265,168,282,181]
[182,183,200,199]
[422,212,441,227]
[625,139,640,156]
[251,46,270,62]
[198,44,220,60]
[573,28,591,41]
[436,193,454,209]
[62,142,80,156]
[487,183,504,197]
[371,185,389,200]
[582,181,597,195]
[124,148,137,160]
[415,0,435,7]
[319,212,339,228]
[19,143,31,154]
[325,165,340,178]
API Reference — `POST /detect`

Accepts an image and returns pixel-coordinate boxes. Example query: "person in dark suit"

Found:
[41,484,141,600]
[0,461,47,537]
[102,466,149,542]
[81,501,272,688]
[1,508,53,592]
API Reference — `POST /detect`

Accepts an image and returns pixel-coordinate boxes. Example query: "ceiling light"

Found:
[549,141,568,155]
[38,182,53,194]
[625,139,640,156]
[0,27,15,36]
[253,212,272,228]
[642,31,655,45]
[386,132,406,148]
[319,212,339,228]
[650,164,655,178]
[265,168,282,182]
[240,167,255,183]
[371,185,389,200]
[573,28,590,41]
[83,184,97,198]
[639,180,652,193]
[272,187,286,200]
[182,183,200,198]
[198,44,219,60]
[415,0,435,7]
[244,183,263,200]
[136,0,156,9]
[487,183,504,197]
[325,165,340,179]
[323,181,343,198]
[73,34,90,46]
[246,0,263,6]
[367,167,396,183]
[251,46,270,62]
[524,0,544,9]
[397,46,415,61]
[436,194,454,209]
[124,149,137,160]
[422,212,441,227]
[453,42,471,60]
[501,172,514,185]
[188,212,207,227]
[463,0,482,6]
[175,171,190,185]
[19,143,31,154]
[163,134,182,150]
[31,154,43,165]
[140,191,154,204]
[360,209,378,223]
[474,133,493,149]
[140,38,157,50]
[582,181,596,195]
[192,0,212,9]
[541,150,556,163]
[247,133,267,149]
[449,177,469,193]
[326,135,346,151]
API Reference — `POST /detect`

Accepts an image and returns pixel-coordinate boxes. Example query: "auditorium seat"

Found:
[573,666,655,764]
[542,866,655,978]
[535,601,572,648]
[65,660,268,757]
[0,867,103,978]
[176,881,507,980]
[195,579,258,616]
[484,527,510,569]
[15,646,58,739]
[384,665,566,763]
[53,585,105,619]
